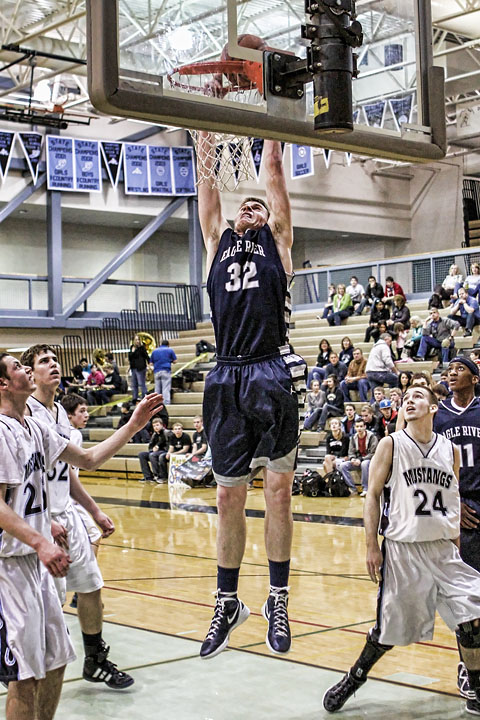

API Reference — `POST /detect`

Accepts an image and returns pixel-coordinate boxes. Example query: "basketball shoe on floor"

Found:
[466,694,480,716]
[83,641,134,689]
[262,587,291,654]
[200,591,250,659]
[459,661,476,700]
[323,672,365,713]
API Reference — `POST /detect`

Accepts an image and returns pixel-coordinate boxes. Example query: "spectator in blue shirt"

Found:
[150,340,177,404]
[448,287,480,337]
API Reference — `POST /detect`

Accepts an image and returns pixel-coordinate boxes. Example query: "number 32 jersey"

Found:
[207,224,291,358]
[380,430,459,543]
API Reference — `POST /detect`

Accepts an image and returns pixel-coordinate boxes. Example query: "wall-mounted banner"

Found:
[171,146,196,195]
[291,144,313,179]
[363,101,387,128]
[46,136,74,190]
[0,131,16,182]
[389,95,413,131]
[124,143,149,194]
[100,141,123,188]
[148,145,173,195]
[323,148,332,169]
[353,109,360,124]
[385,43,403,69]
[74,139,101,192]
[18,132,43,183]
[229,142,244,184]
[345,152,352,167]
[250,138,264,181]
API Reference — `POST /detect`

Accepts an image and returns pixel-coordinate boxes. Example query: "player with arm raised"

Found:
[197,132,306,659]
[323,384,480,715]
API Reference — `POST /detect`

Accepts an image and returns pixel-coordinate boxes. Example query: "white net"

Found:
[190,130,254,192]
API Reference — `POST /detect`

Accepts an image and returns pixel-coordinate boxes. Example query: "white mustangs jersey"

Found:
[0,414,68,556]
[380,430,460,543]
[27,397,72,515]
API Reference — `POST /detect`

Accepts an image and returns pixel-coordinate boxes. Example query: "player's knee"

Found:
[458,620,480,648]
[216,484,247,514]
[264,482,292,512]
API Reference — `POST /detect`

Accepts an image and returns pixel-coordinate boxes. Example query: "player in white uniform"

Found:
[0,352,161,719]
[323,385,480,715]
[22,344,133,689]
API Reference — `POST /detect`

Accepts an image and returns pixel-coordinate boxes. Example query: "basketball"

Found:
[220,34,268,87]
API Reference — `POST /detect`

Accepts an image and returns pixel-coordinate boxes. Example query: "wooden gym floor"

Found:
[0,476,471,718]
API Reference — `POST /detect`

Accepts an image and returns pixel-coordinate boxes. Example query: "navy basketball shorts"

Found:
[203,352,303,486]
[460,498,480,573]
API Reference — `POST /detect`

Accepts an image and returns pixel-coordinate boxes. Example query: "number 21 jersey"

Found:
[381,430,459,543]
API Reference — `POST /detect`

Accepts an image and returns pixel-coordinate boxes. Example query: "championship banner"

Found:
[148,145,173,195]
[228,142,243,183]
[385,43,403,69]
[124,143,149,194]
[46,136,74,190]
[353,109,360,124]
[171,146,196,195]
[291,144,313,179]
[363,101,386,128]
[344,152,353,167]
[323,148,332,169]
[74,139,101,192]
[250,138,264,181]
[100,141,123,188]
[18,132,43,183]
[390,95,413,131]
[0,131,16,182]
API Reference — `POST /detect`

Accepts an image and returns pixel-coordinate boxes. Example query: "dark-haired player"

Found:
[435,356,480,701]
[323,385,480,715]
[197,133,306,659]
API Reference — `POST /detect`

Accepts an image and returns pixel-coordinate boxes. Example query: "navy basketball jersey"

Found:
[434,396,480,499]
[207,224,291,358]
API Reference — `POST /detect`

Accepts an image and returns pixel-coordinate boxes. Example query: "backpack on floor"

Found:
[301,469,327,497]
[292,476,302,495]
[325,470,350,497]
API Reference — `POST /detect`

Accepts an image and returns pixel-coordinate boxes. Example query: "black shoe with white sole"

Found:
[200,591,250,659]
[83,641,134,689]
[262,588,291,654]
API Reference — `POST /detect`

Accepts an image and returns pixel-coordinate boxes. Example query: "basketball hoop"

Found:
[167,60,263,191]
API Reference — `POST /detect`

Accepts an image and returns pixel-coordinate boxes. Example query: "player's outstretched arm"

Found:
[364,436,393,583]
[197,131,229,270]
[59,393,163,472]
[69,469,115,538]
[0,487,70,577]
[263,140,293,273]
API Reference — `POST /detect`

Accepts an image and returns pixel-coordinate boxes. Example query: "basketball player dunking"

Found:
[434,356,480,703]
[197,132,306,658]
[323,385,480,715]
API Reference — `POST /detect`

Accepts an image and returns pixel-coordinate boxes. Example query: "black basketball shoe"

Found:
[459,661,476,700]
[323,672,365,713]
[466,694,480,716]
[83,641,134,689]
[200,591,250,659]
[262,587,291,654]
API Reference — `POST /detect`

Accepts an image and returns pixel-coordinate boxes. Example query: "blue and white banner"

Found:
[364,101,387,128]
[323,148,332,169]
[74,139,101,192]
[171,146,196,195]
[18,132,43,183]
[390,95,413,131]
[100,141,123,188]
[46,136,74,190]
[124,143,149,194]
[0,131,15,182]
[229,142,244,184]
[291,144,313,179]
[250,138,264,181]
[148,145,173,195]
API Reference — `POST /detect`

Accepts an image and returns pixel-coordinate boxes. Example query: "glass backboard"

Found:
[87,0,446,162]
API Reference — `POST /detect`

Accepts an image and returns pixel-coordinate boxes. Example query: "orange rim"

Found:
[167,60,263,96]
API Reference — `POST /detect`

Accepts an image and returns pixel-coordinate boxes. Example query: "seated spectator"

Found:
[471,348,480,369]
[339,418,378,496]
[364,301,390,343]
[85,363,106,406]
[341,403,361,436]
[118,401,150,443]
[340,347,369,402]
[307,338,332,387]
[398,370,412,394]
[321,351,348,388]
[149,401,169,430]
[360,404,382,438]
[454,262,480,298]
[320,283,337,321]
[378,398,398,437]
[355,275,384,315]
[388,388,403,412]
[448,287,480,337]
[138,417,169,483]
[393,322,408,360]
[327,284,353,326]
[370,386,386,416]
[105,352,120,374]
[316,375,345,432]
[414,308,459,366]
[66,364,88,399]
[304,379,326,431]
[400,316,423,358]
[432,382,450,401]
[383,275,406,306]
[323,418,349,476]
[339,336,354,366]
[387,294,410,331]
[189,415,208,458]
[346,276,365,313]
[155,422,192,479]
[94,363,123,405]
[79,357,91,380]
[365,333,399,390]
[429,264,463,307]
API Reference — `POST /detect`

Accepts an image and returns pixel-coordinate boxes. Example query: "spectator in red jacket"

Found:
[383,276,406,307]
